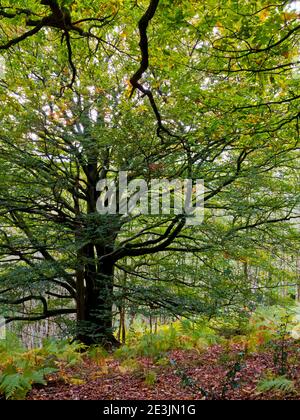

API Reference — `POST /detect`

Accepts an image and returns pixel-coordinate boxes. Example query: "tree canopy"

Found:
[0,0,299,346]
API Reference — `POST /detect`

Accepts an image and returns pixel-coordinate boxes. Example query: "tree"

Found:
[0,0,299,346]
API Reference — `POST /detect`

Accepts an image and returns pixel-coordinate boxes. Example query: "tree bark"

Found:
[75,245,120,347]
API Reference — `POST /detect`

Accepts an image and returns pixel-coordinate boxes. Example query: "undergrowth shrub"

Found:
[143,370,158,387]
[229,305,300,354]
[114,320,221,361]
[0,333,84,400]
[257,375,296,396]
[87,346,109,366]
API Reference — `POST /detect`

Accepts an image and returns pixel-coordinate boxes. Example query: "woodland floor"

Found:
[28,343,300,400]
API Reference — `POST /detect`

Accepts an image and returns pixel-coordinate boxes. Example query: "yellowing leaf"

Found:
[69,378,86,386]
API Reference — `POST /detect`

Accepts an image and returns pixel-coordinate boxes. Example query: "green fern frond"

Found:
[257,376,295,394]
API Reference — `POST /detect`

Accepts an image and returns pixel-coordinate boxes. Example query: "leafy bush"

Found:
[178,319,221,348]
[250,305,297,341]
[114,345,137,361]
[87,345,109,366]
[135,327,178,359]
[231,305,300,353]
[119,358,142,374]
[144,370,157,387]
[0,365,55,400]
[0,334,84,400]
[40,338,84,366]
[115,319,220,361]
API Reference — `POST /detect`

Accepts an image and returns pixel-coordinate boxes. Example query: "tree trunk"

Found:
[76,244,120,348]
[296,257,300,303]
[118,305,126,344]
[75,152,121,347]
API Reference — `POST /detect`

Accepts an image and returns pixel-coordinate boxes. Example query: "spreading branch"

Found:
[0,0,115,90]
[0,294,76,324]
[130,0,177,141]
[5,309,76,324]
[130,0,160,91]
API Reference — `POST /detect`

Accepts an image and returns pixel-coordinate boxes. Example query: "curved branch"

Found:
[125,217,186,257]
[130,0,159,92]
[104,217,186,262]
[129,0,175,140]
[125,216,183,249]
[0,0,113,91]
[0,22,45,50]
[0,7,34,19]
[62,29,77,91]
[213,24,300,58]
[0,295,48,313]
[5,308,76,324]
[73,15,114,25]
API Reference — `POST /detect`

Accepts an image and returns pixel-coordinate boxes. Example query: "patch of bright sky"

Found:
[287,0,300,11]
[0,56,5,78]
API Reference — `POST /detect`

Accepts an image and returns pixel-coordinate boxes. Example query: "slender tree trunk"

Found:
[118,305,126,344]
[296,257,300,303]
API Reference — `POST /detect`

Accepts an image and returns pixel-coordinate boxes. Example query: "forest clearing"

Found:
[1,306,300,400]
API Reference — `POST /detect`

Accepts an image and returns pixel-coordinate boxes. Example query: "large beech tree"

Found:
[0,0,299,345]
